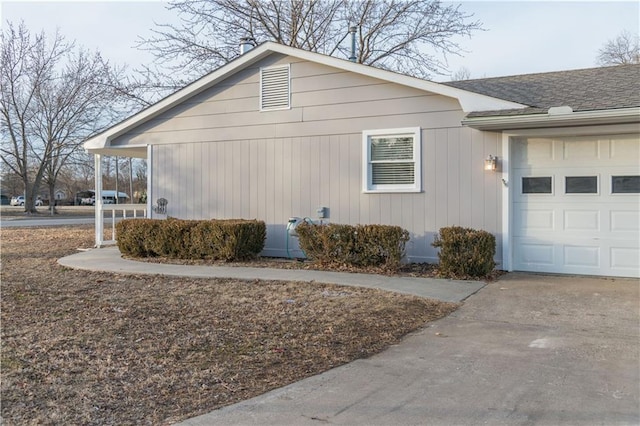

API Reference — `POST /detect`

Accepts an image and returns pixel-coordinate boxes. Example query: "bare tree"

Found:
[597,30,640,66]
[0,22,133,214]
[450,66,471,81]
[136,0,481,95]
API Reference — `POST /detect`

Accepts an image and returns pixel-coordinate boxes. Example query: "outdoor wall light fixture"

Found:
[484,155,497,171]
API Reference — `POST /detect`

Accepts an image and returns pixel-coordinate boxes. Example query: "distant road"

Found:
[1,206,125,228]
[1,217,107,228]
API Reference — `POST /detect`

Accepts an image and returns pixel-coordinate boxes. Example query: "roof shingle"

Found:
[442,64,640,117]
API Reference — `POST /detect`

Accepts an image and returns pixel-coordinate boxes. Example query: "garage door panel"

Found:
[516,241,555,266]
[563,245,600,268]
[514,204,605,237]
[515,138,554,163]
[610,136,640,160]
[610,247,640,270]
[514,238,602,274]
[563,138,601,160]
[563,210,600,231]
[512,134,639,278]
[514,207,554,232]
[610,210,639,232]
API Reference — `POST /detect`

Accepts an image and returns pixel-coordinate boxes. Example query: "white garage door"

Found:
[512,134,640,278]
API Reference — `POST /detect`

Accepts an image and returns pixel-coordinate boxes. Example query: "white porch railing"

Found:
[95,203,148,247]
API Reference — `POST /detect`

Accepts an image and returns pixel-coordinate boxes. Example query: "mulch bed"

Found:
[1,225,458,425]
[133,252,504,281]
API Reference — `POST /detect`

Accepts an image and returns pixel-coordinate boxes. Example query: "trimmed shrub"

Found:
[432,226,496,278]
[116,218,266,261]
[296,222,410,271]
[189,219,267,261]
[115,219,159,257]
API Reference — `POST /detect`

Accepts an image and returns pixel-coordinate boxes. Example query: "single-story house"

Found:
[84,42,640,278]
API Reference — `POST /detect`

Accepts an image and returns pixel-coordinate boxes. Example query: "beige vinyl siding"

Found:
[151,128,502,262]
[113,111,463,146]
[111,54,462,146]
[139,53,503,263]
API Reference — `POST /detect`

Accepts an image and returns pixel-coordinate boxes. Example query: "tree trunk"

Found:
[48,182,57,215]
[23,182,37,214]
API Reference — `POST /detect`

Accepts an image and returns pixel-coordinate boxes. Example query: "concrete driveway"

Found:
[180,273,640,425]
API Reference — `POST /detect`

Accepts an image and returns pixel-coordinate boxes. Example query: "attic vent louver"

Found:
[260,65,290,110]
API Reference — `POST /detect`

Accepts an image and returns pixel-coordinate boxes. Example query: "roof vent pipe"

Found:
[239,37,256,55]
[348,26,357,62]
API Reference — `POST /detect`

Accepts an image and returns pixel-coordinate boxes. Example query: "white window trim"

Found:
[362,127,422,193]
[564,174,600,195]
[521,175,555,195]
[611,174,640,195]
[259,64,291,111]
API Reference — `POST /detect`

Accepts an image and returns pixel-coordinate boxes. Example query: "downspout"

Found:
[94,154,103,247]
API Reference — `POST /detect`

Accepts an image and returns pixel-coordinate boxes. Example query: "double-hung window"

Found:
[362,127,421,193]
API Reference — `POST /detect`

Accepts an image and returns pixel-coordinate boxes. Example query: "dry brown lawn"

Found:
[1,225,458,425]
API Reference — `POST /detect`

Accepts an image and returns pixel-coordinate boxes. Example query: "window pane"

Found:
[372,163,415,185]
[522,177,552,194]
[370,136,413,161]
[612,175,640,193]
[566,176,598,194]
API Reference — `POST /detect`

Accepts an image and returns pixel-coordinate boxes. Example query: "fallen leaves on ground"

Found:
[1,226,458,425]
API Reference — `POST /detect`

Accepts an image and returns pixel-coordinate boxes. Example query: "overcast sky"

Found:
[1,0,638,82]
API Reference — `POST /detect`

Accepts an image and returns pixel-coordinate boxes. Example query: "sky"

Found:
[1,0,638,82]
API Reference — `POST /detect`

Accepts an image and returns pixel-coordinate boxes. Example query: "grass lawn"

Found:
[1,225,458,425]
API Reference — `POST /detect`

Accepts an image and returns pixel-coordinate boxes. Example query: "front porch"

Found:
[91,146,153,247]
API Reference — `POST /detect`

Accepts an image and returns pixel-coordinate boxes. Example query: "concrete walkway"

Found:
[178,273,639,426]
[57,248,640,425]
[57,246,485,303]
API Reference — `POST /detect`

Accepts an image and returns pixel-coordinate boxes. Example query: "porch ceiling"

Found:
[85,146,147,159]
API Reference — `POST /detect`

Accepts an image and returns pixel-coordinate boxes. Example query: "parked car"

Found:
[10,196,43,207]
[83,196,115,206]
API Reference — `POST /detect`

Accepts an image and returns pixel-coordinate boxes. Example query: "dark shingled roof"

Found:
[442,64,640,117]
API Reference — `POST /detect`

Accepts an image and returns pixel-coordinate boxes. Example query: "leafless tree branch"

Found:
[1,22,137,213]
[596,30,640,66]
[134,0,482,97]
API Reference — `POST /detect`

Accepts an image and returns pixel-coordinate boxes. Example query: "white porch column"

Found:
[94,154,103,247]
[146,144,152,218]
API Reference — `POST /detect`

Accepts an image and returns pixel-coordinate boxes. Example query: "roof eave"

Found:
[83,46,276,151]
[83,42,526,152]
[461,107,640,131]
[85,144,148,159]
[275,44,525,112]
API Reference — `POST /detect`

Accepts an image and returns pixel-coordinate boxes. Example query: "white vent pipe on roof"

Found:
[348,26,357,62]
[239,37,256,55]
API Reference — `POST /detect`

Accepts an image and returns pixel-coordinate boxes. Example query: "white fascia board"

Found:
[83,45,276,150]
[83,41,526,152]
[462,107,640,130]
[85,144,148,159]
[264,43,525,112]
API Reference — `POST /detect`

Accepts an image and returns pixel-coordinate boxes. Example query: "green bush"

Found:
[296,222,409,271]
[116,218,266,261]
[432,226,496,278]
